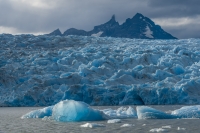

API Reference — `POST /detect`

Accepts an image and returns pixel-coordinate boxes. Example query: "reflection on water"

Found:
[0,106,200,133]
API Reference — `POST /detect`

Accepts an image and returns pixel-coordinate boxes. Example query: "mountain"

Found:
[49,13,177,39]
[48,29,62,36]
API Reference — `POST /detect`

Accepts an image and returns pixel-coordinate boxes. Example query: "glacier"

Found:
[0,34,200,106]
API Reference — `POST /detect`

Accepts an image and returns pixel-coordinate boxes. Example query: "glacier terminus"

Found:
[0,34,200,107]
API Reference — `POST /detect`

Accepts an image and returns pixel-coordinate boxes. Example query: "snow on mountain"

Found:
[91,31,103,37]
[144,26,154,38]
[50,13,177,39]
[0,34,200,107]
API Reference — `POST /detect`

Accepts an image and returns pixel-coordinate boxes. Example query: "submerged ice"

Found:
[1,34,200,106]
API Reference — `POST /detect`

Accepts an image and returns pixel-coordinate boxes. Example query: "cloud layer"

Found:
[0,0,200,38]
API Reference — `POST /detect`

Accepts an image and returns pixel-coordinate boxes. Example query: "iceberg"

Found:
[21,106,53,119]
[149,128,169,132]
[171,105,200,118]
[136,106,176,119]
[120,124,134,127]
[107,119,121,123]
[52,100,107,122]
[102,106,137,119]
[80,123,105,128]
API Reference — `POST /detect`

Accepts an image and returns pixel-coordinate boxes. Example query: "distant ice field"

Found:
[0,34,200,106]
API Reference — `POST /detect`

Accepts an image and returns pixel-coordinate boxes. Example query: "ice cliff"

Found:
[0,34,200,106]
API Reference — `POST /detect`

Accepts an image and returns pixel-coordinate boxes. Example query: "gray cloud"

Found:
[0,0,200,38]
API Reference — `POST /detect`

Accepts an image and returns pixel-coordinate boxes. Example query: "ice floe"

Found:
[107,119,121,123]
[80,123,105,128]
[149,128,169,132]
[120,124,134,127]
[136,106,176,119]
[171,105,200,118]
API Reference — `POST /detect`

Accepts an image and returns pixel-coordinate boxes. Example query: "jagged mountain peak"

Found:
[47,28,62,36]
[50,13,177,39]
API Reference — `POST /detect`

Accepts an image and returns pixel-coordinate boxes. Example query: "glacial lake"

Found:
[0,105,200,133]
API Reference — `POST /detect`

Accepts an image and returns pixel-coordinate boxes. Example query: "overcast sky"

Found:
[0,0,200,39]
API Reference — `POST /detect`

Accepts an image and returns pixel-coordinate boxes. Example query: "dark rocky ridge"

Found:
[48,13,177,39]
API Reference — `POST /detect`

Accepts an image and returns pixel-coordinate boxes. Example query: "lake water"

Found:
[0,105,200,133]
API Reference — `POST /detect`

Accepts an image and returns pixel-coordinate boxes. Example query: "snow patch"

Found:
[144,26,154,38]
[91,31,103,37]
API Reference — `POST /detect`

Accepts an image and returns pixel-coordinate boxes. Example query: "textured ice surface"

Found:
[1,34,200,106]
[22,100,137,122]
[52,100,106,122]
[137,106,176,119]
[80,123,105,128]
[171,105,200,118]
[102,106,137,119]
[21,106,53,119]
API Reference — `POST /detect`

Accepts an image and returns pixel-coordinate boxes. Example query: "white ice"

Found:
[120,124,134,127]
[177,127,186,130]
[107,119,121,123]
[162,125,171,129]
[102,106,137,119]
[149,128,169,132]
[80,123,105,128]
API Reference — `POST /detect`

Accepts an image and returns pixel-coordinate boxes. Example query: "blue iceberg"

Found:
[21,106,53,119]
[52,100,107,122]
[136,106,177,119]
[171,105,200,118]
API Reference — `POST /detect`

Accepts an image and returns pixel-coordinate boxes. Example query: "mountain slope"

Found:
[49,13,177,39]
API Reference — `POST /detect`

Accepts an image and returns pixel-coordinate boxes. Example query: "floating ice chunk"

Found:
[149,128,168,132]
[21,106,53,119]
[102,106,137,119]
[142,124,146,126]
[120,124,134,127]
[177,127,186,130]
[80,123,105,128]
[162,125,171,129]
[107,119,121,123]
[171,105,200,118]
[52,100,107,122]
[136,106,176,119]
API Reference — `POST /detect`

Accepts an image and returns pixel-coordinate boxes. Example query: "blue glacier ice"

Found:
[1,34,200,106]
[136,106,177,119]
[22,100,136,122]
[21,100,200,121]
[52,100,107,122]
[21,106,53,119]
[171,105,200,118]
